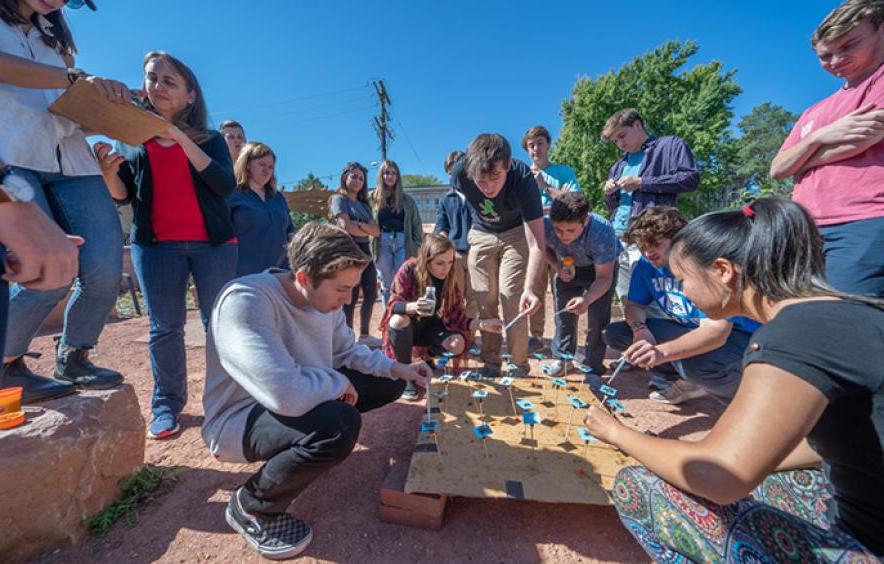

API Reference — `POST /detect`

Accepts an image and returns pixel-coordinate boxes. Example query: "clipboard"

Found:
[49,80,169,145]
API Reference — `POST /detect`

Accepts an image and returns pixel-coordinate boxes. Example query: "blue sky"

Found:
[68,0,842,189]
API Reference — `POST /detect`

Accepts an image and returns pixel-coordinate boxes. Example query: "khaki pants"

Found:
[453,251,477,319]
[529,264,554,339]
[468,226,529,366]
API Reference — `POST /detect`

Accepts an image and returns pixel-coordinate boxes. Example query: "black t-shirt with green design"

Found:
[450,158,543,233]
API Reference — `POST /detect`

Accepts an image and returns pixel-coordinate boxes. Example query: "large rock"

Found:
[0,385,145,561]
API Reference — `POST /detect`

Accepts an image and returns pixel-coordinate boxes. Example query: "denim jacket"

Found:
[604,135,699,217]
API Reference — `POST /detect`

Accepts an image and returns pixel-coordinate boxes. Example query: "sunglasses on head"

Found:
[65,0,96,10]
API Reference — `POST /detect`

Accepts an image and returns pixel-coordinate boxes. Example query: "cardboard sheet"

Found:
[405,364,636,505]
[49,81,168,145]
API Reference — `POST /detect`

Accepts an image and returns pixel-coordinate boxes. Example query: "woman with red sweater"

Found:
[380,234,501,399]
[95,51,237,440]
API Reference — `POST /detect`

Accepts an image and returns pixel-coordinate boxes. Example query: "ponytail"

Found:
[671,197,884,307]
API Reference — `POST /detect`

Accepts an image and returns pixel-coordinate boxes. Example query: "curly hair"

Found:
[624,206,687,247]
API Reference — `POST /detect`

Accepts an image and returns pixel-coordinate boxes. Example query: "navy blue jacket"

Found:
[434,189,472,253]
[229,188,296,276]
[604,135,699,217]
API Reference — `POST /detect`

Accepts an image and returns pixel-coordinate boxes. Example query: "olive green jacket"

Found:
[370,192,424,261]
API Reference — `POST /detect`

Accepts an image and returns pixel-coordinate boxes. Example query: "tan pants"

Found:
[453,251,477,319]
[468,226,529,366]
[529,264,554,338]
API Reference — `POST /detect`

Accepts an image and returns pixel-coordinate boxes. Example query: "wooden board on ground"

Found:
[49,80,168,145]
[405,364,635,505]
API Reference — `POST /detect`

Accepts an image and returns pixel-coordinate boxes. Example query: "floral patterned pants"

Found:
[612,466,878,562]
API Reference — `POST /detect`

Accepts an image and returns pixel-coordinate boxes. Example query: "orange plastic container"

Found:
[0,411,25,430]
[0,386,22,415]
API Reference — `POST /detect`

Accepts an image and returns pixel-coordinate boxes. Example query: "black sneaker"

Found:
[528,336,547,354]
[54,344,123,390]
[226,488,313,560]
[2,356,76,404]
[480,363,502,379]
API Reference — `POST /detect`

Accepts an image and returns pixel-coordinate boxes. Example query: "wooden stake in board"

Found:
[49,80,169,145]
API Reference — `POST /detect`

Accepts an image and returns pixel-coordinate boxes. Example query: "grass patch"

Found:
[86,464,183,540]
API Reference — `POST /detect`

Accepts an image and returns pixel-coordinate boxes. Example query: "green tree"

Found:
[401,173,442,186]
[553,40,742,216]
[293,172,328,191]
[734,102,799,198]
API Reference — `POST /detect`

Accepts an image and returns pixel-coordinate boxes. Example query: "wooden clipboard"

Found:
[49,80,169,145]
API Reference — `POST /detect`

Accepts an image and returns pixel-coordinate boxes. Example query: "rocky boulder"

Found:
[0,384,145,561]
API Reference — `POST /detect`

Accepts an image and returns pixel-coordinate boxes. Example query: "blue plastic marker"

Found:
[473,423,493,457]
[471,389,488,399]
[551,378,567,388]
[574,363,593,374]
[505,362,519,374]
[438,374,453,383]
[516,399,534,411]
[577,427,597,442]
[469,347,480,356]
[442,352,455,359]
[420,419,439,432]
[533,352,546,360]
[560,352,575,361]
[568,396,588,409]
[606,399,626,412]
[540,364,554,375]
[600,385,618,397]
[522,411,540,457]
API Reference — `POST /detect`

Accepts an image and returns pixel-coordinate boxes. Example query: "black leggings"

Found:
[388,315,458,363]
[239,367,405,515]
[342,242,378,335]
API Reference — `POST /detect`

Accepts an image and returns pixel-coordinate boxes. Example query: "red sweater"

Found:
[146,139,210,242]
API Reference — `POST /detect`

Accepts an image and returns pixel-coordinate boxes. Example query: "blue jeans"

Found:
[376,231,407,305]
[132,242,237,419]
[0,246,7,358]
[604,317,750,403]
[4,168,122,358]
[551,266,617,374]
[819,216,884,297]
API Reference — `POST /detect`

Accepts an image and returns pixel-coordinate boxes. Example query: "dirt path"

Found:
[30,302,722,563]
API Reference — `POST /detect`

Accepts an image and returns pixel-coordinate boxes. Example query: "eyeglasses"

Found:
[347,173,364,180]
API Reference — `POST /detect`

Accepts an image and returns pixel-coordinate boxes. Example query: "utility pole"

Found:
[372,80,394,161]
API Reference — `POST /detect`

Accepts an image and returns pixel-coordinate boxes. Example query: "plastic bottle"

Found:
[421,285,437,317]
[562,256,576,279]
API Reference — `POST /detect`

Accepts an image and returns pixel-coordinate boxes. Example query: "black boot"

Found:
[55,344,123,390]
[2,356,76,404]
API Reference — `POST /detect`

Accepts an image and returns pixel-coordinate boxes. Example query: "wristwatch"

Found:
[66,67,87,85]
[0,174,35,203]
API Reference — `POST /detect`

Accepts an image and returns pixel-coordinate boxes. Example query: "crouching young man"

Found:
[202,222,430,559]
[603,207,760,405]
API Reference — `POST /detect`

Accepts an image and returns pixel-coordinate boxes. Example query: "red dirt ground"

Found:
[30,299,723,563]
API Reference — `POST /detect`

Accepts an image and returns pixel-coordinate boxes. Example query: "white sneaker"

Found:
[649,379,707,405]
[358,335,383,348]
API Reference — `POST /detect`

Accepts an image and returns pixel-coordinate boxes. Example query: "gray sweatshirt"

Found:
[201,270,395,462]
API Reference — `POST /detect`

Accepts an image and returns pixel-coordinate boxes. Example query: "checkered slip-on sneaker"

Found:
[226,488,313,560]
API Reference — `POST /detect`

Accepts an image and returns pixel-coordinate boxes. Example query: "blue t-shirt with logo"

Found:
[538,163,581,207]
[612,150,644,236]
[627,257,760,333]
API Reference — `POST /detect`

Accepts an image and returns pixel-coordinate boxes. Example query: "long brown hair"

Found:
[142,51,210,143]
[0,2,77,58]
[414,234,458,311]
[337,161,370,205]
[373,160,403,213]
[235,142,277,196]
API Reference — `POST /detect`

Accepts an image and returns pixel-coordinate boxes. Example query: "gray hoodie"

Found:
[201,270,394,462]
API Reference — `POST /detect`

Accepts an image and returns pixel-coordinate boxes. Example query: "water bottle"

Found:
[421,286,437,317]
[562,256,576,279]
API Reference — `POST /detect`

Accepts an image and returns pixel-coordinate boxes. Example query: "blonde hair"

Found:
[235,142,277,196]
[813,0,884,46]
[373,160,403,214]
[414,234,457,311]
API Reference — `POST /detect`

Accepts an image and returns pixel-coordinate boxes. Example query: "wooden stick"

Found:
[508,387,517,415]
[564,408,575,440]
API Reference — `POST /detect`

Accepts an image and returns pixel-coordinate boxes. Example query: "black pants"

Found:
[342,242,378,335]
[551,266,617,373]
[388,315,457,363]
[238,367,405,515]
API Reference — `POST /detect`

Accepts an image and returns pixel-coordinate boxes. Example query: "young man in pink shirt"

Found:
[771,0,884,297]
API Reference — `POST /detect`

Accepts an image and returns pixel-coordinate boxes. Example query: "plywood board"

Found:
[405,365,636,505]
[49,80,168,145]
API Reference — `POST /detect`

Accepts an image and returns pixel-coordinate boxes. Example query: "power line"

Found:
[394,117,429,176]
[210,85,368,117]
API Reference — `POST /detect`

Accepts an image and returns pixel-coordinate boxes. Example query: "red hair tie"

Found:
[742,204,755,218]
